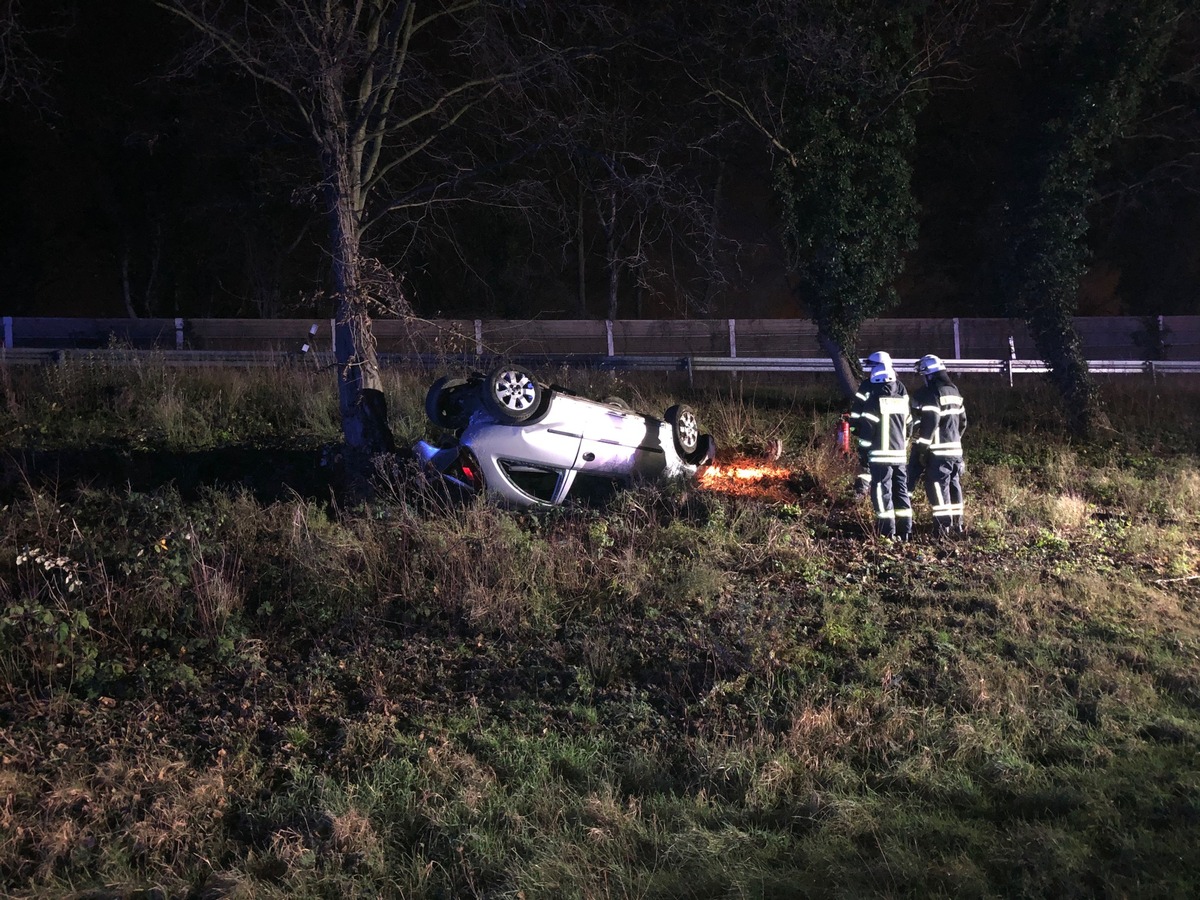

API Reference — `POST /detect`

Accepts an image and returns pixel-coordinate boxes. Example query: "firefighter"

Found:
[909,354,968,535]
[849,351,907,498]
[856,362,913,540]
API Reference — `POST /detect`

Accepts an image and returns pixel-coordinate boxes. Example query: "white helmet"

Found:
[917,354,946,375]
[865,351,892,367]
[869,363,895,383]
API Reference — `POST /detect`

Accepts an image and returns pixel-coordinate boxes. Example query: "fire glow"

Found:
[698,459,797,500]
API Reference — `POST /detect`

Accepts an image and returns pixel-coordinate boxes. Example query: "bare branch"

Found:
[0,0,57,106]
[154,1,316,134]
[695,79,799,168]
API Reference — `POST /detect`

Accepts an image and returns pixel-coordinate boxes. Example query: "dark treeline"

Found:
[1,0,1197,439]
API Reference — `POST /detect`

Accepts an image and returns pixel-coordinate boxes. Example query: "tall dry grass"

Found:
[1,361,1199,898]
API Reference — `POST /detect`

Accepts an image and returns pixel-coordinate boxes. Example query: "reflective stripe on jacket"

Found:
[912,379,967,459]
[849,377,907,449]
[857,382,911,465]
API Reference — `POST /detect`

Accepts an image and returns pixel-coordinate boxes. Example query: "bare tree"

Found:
[156,0,566,475]
[0,0,59,107]
[571,140,726,320]
[542,22,735,321]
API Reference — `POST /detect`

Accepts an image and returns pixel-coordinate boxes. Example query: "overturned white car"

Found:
[414,365,717,508]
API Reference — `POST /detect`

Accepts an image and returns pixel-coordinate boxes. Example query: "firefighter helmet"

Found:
[917,354,946,375]
[869,363,895,383]
[865,350,892,367]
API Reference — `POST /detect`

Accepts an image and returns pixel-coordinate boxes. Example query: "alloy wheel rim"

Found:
[494,371,537,411]
[678,411,699,451]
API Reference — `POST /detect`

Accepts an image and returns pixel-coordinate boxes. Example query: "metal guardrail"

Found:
[2,347,1198,377]
[7,315,1200,361]
[687,356,1200,377]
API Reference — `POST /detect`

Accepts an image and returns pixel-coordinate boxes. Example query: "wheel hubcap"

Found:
[678,412,698,451]
[495,371,536,411]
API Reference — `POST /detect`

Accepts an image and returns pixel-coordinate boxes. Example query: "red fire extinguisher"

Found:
[836,413,852,456]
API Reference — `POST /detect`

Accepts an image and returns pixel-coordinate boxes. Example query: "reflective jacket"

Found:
[855,380,912,465]
[850,377,908,455]
[911,374,967,460]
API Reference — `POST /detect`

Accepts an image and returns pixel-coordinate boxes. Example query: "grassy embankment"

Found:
[1,358,1198,899]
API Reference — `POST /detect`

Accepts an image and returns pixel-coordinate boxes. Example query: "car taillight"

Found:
[458,448,482,489]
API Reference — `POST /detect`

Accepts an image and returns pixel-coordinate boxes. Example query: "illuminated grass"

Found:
[0,363,1197,897]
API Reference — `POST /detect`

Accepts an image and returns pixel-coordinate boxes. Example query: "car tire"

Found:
[665,404,700,456]
[425,376,473,430]
[483,364,543,423]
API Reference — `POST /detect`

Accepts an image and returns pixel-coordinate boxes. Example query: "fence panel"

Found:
[373,318,477,355]
[1164,316,1200,360]
[1073,317,1145,360]
[725,319,822,356]
[857,319,959,359]
[186,318,318,351]
[611,319,728,355]
[954,319,1029,359]
[9,317,179,349]
[477,319,608,356]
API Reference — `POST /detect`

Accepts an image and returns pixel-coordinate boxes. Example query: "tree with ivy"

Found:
[680,0,958,397]
[995,0,1179,438]
[776,77,922,398]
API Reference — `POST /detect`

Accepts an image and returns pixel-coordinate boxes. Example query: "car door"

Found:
[575,400,667,480]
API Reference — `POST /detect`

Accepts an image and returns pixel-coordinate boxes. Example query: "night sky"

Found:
[2,0,1197,321]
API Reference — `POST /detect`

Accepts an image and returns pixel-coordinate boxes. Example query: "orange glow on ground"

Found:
[697,459,798,501]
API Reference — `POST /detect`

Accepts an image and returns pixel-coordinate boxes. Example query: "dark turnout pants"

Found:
[910,454,964,532]
[869,462,911,538]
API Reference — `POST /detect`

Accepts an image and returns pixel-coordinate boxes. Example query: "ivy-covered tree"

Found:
[776,78,922,397]
[680,0,954,397]
[995,0,1179,437]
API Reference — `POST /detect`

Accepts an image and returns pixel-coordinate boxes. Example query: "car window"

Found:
[497,461,562,504]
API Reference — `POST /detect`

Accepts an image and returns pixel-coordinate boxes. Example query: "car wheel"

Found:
[603,397,631,410]
[665,404,700,456]
[425,376,473,430]
[484,364,543,423]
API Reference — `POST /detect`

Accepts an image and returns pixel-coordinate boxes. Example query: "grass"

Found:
[0,360,1198,898]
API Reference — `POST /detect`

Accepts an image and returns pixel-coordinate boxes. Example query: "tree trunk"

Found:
[817,327,860,400]
[329,199,394,458]
[120,247,138,319]
[605,187,619,321]
[576,186,587,317]
[320,72,395,486]
[1022,304,1110,439]
[700,160,725,316]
